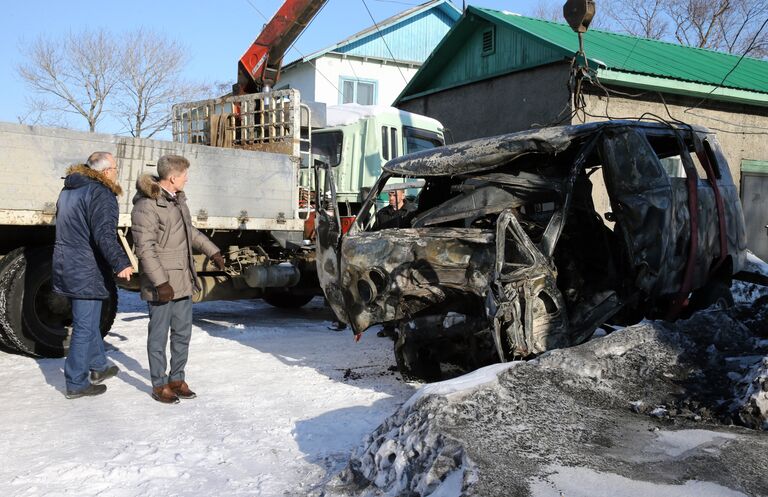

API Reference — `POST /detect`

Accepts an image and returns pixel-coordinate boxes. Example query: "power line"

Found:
[360,0,410,84]
[684,16,768,114]
[244,0,268,21]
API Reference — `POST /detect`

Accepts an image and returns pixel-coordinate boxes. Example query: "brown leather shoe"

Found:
[152,385,180,404]
[168,380,197,399]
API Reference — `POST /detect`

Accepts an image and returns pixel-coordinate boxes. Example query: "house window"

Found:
[482,27,495,56]
[340,78,377,105]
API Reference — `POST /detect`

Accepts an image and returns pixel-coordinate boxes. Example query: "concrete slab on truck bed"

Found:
[0,122,302,231]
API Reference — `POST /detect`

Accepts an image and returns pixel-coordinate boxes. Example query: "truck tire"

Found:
[0,250,23,351]
[0,247,117,357]
[263,293,314,309]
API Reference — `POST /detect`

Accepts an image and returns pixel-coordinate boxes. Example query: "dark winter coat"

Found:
[131,174,219,301]
[374,200,416,230]
[52,165,132,299]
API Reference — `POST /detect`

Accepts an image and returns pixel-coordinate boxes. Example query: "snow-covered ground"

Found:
[0,293,415,496]
[1,254,767,497]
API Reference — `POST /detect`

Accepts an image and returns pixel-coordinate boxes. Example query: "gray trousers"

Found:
[147,297,193,388]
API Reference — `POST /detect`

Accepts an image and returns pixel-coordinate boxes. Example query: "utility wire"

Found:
[360,0,410,84]
[244,0,268,21]
[684,16,768,114]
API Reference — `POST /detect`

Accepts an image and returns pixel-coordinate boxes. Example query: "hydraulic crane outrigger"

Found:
[236,0,328,94]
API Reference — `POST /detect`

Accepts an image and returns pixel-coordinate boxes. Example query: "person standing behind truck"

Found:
[131,155,225,404]
[52,152,134,399]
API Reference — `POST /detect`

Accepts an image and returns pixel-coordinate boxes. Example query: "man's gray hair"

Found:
[86,151,114,172]
[157,155,190,180]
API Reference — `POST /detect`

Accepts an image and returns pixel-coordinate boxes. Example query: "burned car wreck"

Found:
[315,121,748,380]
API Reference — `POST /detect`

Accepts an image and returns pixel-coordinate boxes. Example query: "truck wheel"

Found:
[0,249,23,352]
[263,293,314,309]
[0,247,117,357]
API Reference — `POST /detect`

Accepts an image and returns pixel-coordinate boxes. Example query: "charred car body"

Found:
[315,121,748,380]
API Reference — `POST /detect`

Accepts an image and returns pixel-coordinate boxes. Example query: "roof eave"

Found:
[287,0,462,68]
[597,69,768,108]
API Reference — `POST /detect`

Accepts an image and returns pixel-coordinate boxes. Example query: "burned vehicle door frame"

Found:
[313,157,348,323]
[487,131,605,360]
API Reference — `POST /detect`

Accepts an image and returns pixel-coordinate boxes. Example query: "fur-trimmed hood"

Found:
[65,164,123,196]
[135,173,163,200]
[133,173,186,205]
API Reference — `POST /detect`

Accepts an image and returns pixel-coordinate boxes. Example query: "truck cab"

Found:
[309,105,444,217]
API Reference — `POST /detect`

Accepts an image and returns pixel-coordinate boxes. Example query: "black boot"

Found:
[65,384,107,399]
[90,365,119,384]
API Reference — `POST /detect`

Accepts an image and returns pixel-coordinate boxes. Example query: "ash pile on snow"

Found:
[324,285,768,496]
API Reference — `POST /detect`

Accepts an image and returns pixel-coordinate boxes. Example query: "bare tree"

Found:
[114,29,210,138]
[530,0,610,29]
[601,0,767,57]
[532,0,562,22]
[16,97,70,128]
[603,0,668,39]
[714,0,768,57]
[17,30,120,132]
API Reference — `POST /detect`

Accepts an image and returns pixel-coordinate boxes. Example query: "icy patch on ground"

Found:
[529,466,749,497]
[652,429,738,457]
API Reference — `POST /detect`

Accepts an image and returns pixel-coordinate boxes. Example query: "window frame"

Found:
[339,77,378,105]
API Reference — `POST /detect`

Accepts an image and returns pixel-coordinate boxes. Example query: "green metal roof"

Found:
[397,6,768,105]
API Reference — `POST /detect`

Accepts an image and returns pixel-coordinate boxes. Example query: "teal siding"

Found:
[398,6,768,103]
[337,9,456,63]
[428,17,566,91]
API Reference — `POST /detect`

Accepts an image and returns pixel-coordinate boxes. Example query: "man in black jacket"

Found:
[52,152,134,399]
[374,189,415,230]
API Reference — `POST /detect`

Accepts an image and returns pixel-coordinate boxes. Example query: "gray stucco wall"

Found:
[397,62,572,143]
[579,90,768,191]
[398,63,768,188]
[398,66,768,258]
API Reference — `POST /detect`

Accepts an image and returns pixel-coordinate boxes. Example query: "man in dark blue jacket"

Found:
[52,152,134,399]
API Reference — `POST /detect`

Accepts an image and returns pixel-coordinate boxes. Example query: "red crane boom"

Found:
[237,0,327,94]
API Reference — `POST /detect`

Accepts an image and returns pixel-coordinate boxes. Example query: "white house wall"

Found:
[282,55,419,107]
[277,63,316,102]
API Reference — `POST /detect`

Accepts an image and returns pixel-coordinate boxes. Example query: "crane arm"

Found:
[237,0,328,94]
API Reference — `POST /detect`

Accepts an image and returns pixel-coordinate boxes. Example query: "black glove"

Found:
[211,252,226,271]
[155,282,174,303]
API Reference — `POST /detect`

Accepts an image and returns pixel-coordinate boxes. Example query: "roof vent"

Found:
[482,27,495,56]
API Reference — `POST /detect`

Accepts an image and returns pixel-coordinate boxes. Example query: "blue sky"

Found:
[0,0,541,135]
